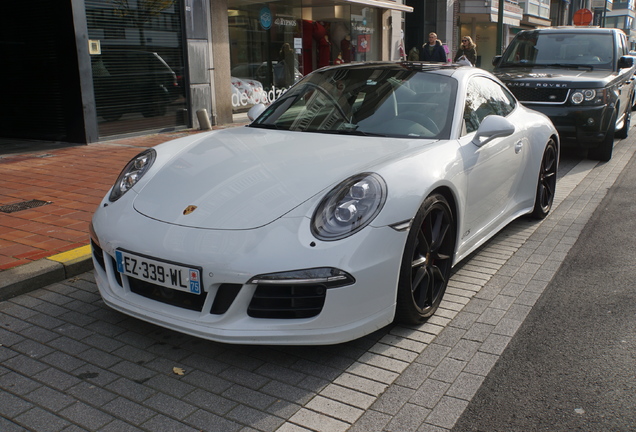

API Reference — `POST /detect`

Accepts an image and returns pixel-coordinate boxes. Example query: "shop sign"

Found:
[352,24,374,34]
[260,7,272,30]
[232,85,290,109]
[274,16,297,27]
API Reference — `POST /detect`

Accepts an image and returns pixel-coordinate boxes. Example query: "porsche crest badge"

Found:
[183,205,197,215]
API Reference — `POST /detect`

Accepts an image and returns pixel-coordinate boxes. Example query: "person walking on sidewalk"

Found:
[454,36,477,66]
[421,32,447,62]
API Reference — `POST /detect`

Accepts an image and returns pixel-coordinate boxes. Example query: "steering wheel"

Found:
[399,112,440,135]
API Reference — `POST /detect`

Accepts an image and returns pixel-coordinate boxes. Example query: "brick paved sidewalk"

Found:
[0,136,633,432]
[0,122,248,272]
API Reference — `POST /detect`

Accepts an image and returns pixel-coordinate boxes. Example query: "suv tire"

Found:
[616,105,631,139]
[588,110,616,161]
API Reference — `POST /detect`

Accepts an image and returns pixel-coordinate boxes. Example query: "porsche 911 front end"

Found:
[90,189,408,345]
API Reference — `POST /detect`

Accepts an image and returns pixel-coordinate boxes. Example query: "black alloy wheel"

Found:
[531,138,558,219]
[396,193,456,324]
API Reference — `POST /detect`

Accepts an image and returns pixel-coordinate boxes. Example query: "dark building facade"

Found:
[0,0,410,146]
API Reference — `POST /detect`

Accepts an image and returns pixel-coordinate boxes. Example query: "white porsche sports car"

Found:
[90,62,559,345]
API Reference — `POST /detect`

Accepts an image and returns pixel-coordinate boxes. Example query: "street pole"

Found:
[496,0,504,55]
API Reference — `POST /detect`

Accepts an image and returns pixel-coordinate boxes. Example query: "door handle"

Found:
[515,140,524,154]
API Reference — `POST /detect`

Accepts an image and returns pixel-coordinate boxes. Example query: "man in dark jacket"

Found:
[421,32,447,62]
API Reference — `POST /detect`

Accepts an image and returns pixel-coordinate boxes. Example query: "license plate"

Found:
[115,250,201,294]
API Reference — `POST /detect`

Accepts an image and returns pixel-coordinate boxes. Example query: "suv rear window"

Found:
[499,32,615,70]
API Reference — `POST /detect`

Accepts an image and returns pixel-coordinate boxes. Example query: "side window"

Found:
[463,77,516,135]
[620,33,628,56]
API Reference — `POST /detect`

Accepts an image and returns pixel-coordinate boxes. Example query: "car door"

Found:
[616,32,635,120]
[458,76,527,250]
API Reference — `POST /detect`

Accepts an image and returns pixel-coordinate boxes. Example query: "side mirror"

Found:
[471,115,515,147]
[492,55,502,67]
[247,104,267,121]
[618,55,634,69]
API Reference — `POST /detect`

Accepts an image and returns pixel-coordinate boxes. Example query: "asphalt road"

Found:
[452,148,636,431]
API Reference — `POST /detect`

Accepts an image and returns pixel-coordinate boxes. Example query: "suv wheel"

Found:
[588,110,616,162]
[616,106,631,139]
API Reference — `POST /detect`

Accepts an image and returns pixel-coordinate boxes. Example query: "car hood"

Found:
[494,66,615,86]
[133,126,425,230]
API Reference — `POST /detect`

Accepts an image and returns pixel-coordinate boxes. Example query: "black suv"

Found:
[493,27,635,161]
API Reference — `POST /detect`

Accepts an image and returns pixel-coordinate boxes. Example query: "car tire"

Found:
[588,110,616,162]
[531,138,558,219]
[616,106,631,139]
[103,112,122,122]
[142,103,168,118]
[395,193,456,324]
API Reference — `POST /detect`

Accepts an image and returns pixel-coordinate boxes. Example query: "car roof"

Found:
[317,61,470,78]
[324,60,460,70]
[518,26,624,35]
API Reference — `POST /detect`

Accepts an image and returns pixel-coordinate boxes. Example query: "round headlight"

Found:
[311,173,387,241]
[571,91,584,104]
[583,89,596,101]
[109,149,156,202]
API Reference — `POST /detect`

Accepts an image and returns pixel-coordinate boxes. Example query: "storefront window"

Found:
[85,0,187,137]
[228,1,382,113]
[350,6,379,62]
[228,1,302,112]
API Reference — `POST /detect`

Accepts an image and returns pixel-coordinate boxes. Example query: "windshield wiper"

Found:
[314,129,388,137]
[248,123,285,130]
[540,63,594,70]
[497,62,523,68]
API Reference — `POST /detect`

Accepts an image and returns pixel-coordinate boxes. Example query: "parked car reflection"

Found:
[231,77,266,112]
[231,61,302,88]
[92,49,180,121]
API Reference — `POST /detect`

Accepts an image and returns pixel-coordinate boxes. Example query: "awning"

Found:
[344,0,413,13]
[490,13,521,26]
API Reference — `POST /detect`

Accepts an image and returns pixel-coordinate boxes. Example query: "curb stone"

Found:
[0,247,93,301]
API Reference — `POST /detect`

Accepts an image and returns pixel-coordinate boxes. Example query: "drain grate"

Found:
[0,199,52,213]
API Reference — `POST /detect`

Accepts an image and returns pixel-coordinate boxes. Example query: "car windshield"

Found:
[498,31,615,70]
[250,66,457,139]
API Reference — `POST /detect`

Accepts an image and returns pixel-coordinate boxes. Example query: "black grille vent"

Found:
[110,256,123,286]
[248,284,327,319]
[211,284,242,315]
[508,87,569,104]
[128,278,206,312]
[91,239,105,272]
[0,199,51,213]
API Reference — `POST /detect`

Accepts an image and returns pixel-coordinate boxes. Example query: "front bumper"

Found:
[525,103,612,147]
[90,202,408,345]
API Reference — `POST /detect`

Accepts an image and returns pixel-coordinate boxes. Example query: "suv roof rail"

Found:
[554,25,601,28]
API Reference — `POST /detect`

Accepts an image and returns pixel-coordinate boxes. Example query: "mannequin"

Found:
[341,34,352,63]
[318,34,331,68]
